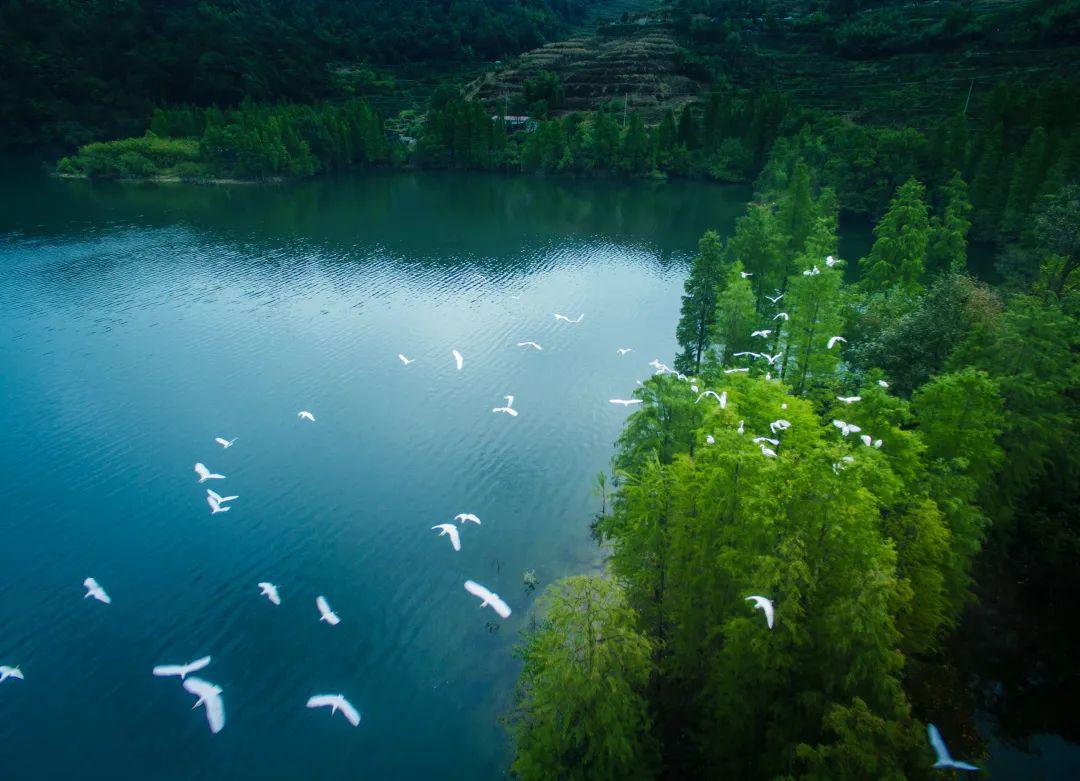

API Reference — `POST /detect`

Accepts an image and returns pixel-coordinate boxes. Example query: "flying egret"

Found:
[83,577,111,604]
[214,437,237,449]
[194,463,224,483]
[206,495,230,515]
[826,336,847,349]
[455,513,481,525]
[773,312,789,321]
[464,580,512,619]
[706,434,715,445]
[927,724,979,771]
[859,434,883,448]
[616,347,632,355]
[207,489,238,505]
[769,419,791,434]
[298,410,315,422]
[836,395,862,404]
[452,350,463,371]
[766,293,783,304]
[307,694,361,727]
[733,351,760,358]
[724,367,749,374]
[751,330,772,338]
[316,596,340,625]
[153,656,211,680]
[753,436,780,446]
[763,353,782,366]
[740,271,752,278]
[432,524,461,552]
[696,390,722,404]
[878,379,889,388]
[517,341,542,351]
[398,354,414,365]
[690,384,699,392]
[832,420,861,437]
[183,677,225,734]
[609,399,643,406]
[553,313,584,323]
[760,445,777,458]
[825,255,842,267]
[258,582,281,605]
[492,395,518,417]
[0,666,23,683]
[745,595,774,629]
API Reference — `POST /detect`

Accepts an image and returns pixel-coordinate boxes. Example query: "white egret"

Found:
[616,347,632,355]
[769,419,791,434]
[751,329,772,338]
[464,580,512,619]
[927,724,979,771]
[454,513,481,525]
[214,437,237,449]
[258,582,281,605]
[517,341,542,351]
[773,312,789,321]
[398,354,414,365]
[878,379,889,388]
[706,434,715,445]
[724,367,749,374]
[696,390,722,404]
[153,656,211,680]
[826,336,846,349]
[183,677,225,734]
[859,434,883,448]
[763,353,782,366]
[553,313,584,323]
[832,420,861,437]
[452,350,463,371]
[733,351,760,358]
[737,420,745,434]
[207,489,238,505]
[825,255,842,267]
[83,577,111,604]
[492,395,518,417]
[609,399,643,406]
[307,694,361,727]
[0,666,23,683]
[766,293,783,304]
[206,495,230,515]
[836,395,862,404]
[690,384,699,392]
[297,410,315,422]
[760,445,777,458]
[802,266,821,276]
[753,436,779,446]
[740,271,752,278]
[316,596,340,625]
[432,524,461,552]
[194,463,224,483]
[745,595,774,629]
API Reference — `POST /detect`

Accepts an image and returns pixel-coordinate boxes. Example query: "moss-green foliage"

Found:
[509,575,658,781]
[57,136,201,179]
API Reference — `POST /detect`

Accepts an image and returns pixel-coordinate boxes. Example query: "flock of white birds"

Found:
[0,276,978,770]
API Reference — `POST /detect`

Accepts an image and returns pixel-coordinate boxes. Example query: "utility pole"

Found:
[622,93,628,129]
[963,78,975,116]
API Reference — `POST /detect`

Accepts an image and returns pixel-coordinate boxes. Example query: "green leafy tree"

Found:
[675,231,726,373]
[860,178,931,294]
[926,172,972,275]
[707,262,758,367]
[509,575,658,781]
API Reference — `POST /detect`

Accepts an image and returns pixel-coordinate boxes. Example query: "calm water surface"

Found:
[0,170,750,780]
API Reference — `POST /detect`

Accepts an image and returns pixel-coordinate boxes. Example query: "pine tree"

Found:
[860,178,931,294]
[620,112,652,174]
[1002,126,1048,238]
[675,231,726,373]
[776,160,815,255]
[926,172,972,275]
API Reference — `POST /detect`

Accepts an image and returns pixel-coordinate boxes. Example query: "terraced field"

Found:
[467,24,703,122]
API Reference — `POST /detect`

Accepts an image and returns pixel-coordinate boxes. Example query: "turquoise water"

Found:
[0,170,750,779]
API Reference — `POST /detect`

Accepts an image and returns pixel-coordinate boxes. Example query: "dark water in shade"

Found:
[0,170,750,780]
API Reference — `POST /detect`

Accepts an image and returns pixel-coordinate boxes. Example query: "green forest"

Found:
[3,0,1079,777]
